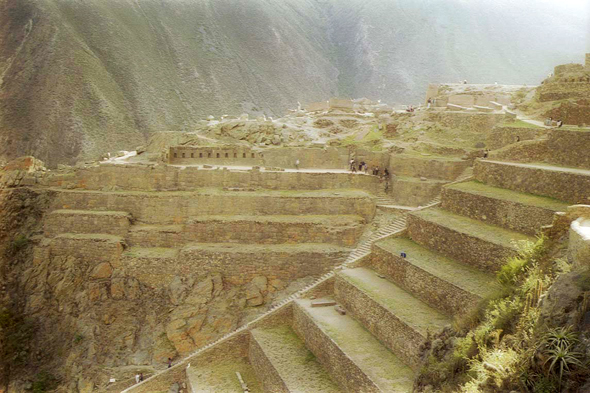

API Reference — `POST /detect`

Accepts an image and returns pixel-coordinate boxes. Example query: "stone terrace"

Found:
[124,125,590,392]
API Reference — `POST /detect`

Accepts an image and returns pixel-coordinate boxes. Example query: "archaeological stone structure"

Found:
[1,55,589,393]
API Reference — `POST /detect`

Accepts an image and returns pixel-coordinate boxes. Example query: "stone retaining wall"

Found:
[486,126,550,150]
[121,246,347,288]
[51,190,376,222]
[406,213,516,272]
[474,160,590,204]
[248,332,289,392]
[369,244,480,316]
[49,234,125,264]
[489,129,590,170]
[44,210,131,237]
[425,112,507,133]
[389,155,470,181]
[43,165,382,193]
[333,274,422,370]
[391,178,446,206]
[128,217,364,247]
[441,187,559,236]
[292,302,378,392]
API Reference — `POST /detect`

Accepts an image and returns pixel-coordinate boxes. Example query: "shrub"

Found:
[31,371,59,392]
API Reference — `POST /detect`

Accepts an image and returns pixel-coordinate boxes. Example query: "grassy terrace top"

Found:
[294,299,415,391]
[482,160,590,175]
[446,181,570,211]
[251,326,340,392]
[375,237,497,298]
[339,267,451,336]
[49,187,374,198]
[410,208,534,248]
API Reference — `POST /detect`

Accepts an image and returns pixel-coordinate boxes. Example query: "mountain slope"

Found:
[0,0,588,166]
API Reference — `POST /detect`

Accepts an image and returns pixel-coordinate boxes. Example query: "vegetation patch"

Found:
[415,236,590,392]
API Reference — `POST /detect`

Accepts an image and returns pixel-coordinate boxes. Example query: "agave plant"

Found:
[543,327,579,350]
[543,343,584,386]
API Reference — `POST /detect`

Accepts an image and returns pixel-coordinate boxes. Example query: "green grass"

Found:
[411,208,533,247]
[375,237,497,297]
[447,181,569,211]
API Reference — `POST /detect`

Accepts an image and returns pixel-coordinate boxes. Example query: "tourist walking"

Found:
[350,159,357,172]
[295,159,300,170]
[139,373,144,382]
[168,357,173,368]
[135,374,140,384]
[359,161,365,171]
[427,98,432,109]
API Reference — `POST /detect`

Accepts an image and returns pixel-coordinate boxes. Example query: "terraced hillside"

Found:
[0,0,587,165]
[123,130,590,392]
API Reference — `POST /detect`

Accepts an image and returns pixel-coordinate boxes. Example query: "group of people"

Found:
[349,159,390,178]
[545,117,564,128]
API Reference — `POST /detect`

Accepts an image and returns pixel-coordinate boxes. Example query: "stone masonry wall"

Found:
[474,160,590,204]
[292,302,378,392]
[485,126,550,150]
[391,178,446,206]
[51,190,376,222]
[248,333,289,393]
[333,274,423,370]
[425,112,507,133]
[178,246,348,286]
[128,216,364,248]
[43,165,382,193]
[44,210,132,237]
[490,129,590,170]
[441,187,559,236]
[48,234,125,265]
[369,244,481,316]
[406,213,517,273]
[389,155,470,181]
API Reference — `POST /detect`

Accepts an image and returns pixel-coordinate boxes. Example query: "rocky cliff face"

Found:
[0,0,587,165]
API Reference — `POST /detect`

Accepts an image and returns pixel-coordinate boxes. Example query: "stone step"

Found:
[249,326,340,392]
[334,267,450,369]
[186,356,262,393]
[50,188,376,223]
[475,160,590,204]
[293,298,415,392]
[407,208,533,272]
[371,237,497,316]
[127,215,364,247]
[44,209,132,237]
[442,181,569,235]
[121,244,349,288]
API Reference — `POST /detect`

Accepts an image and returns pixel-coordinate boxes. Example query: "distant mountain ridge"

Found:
[0,0,588,166]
